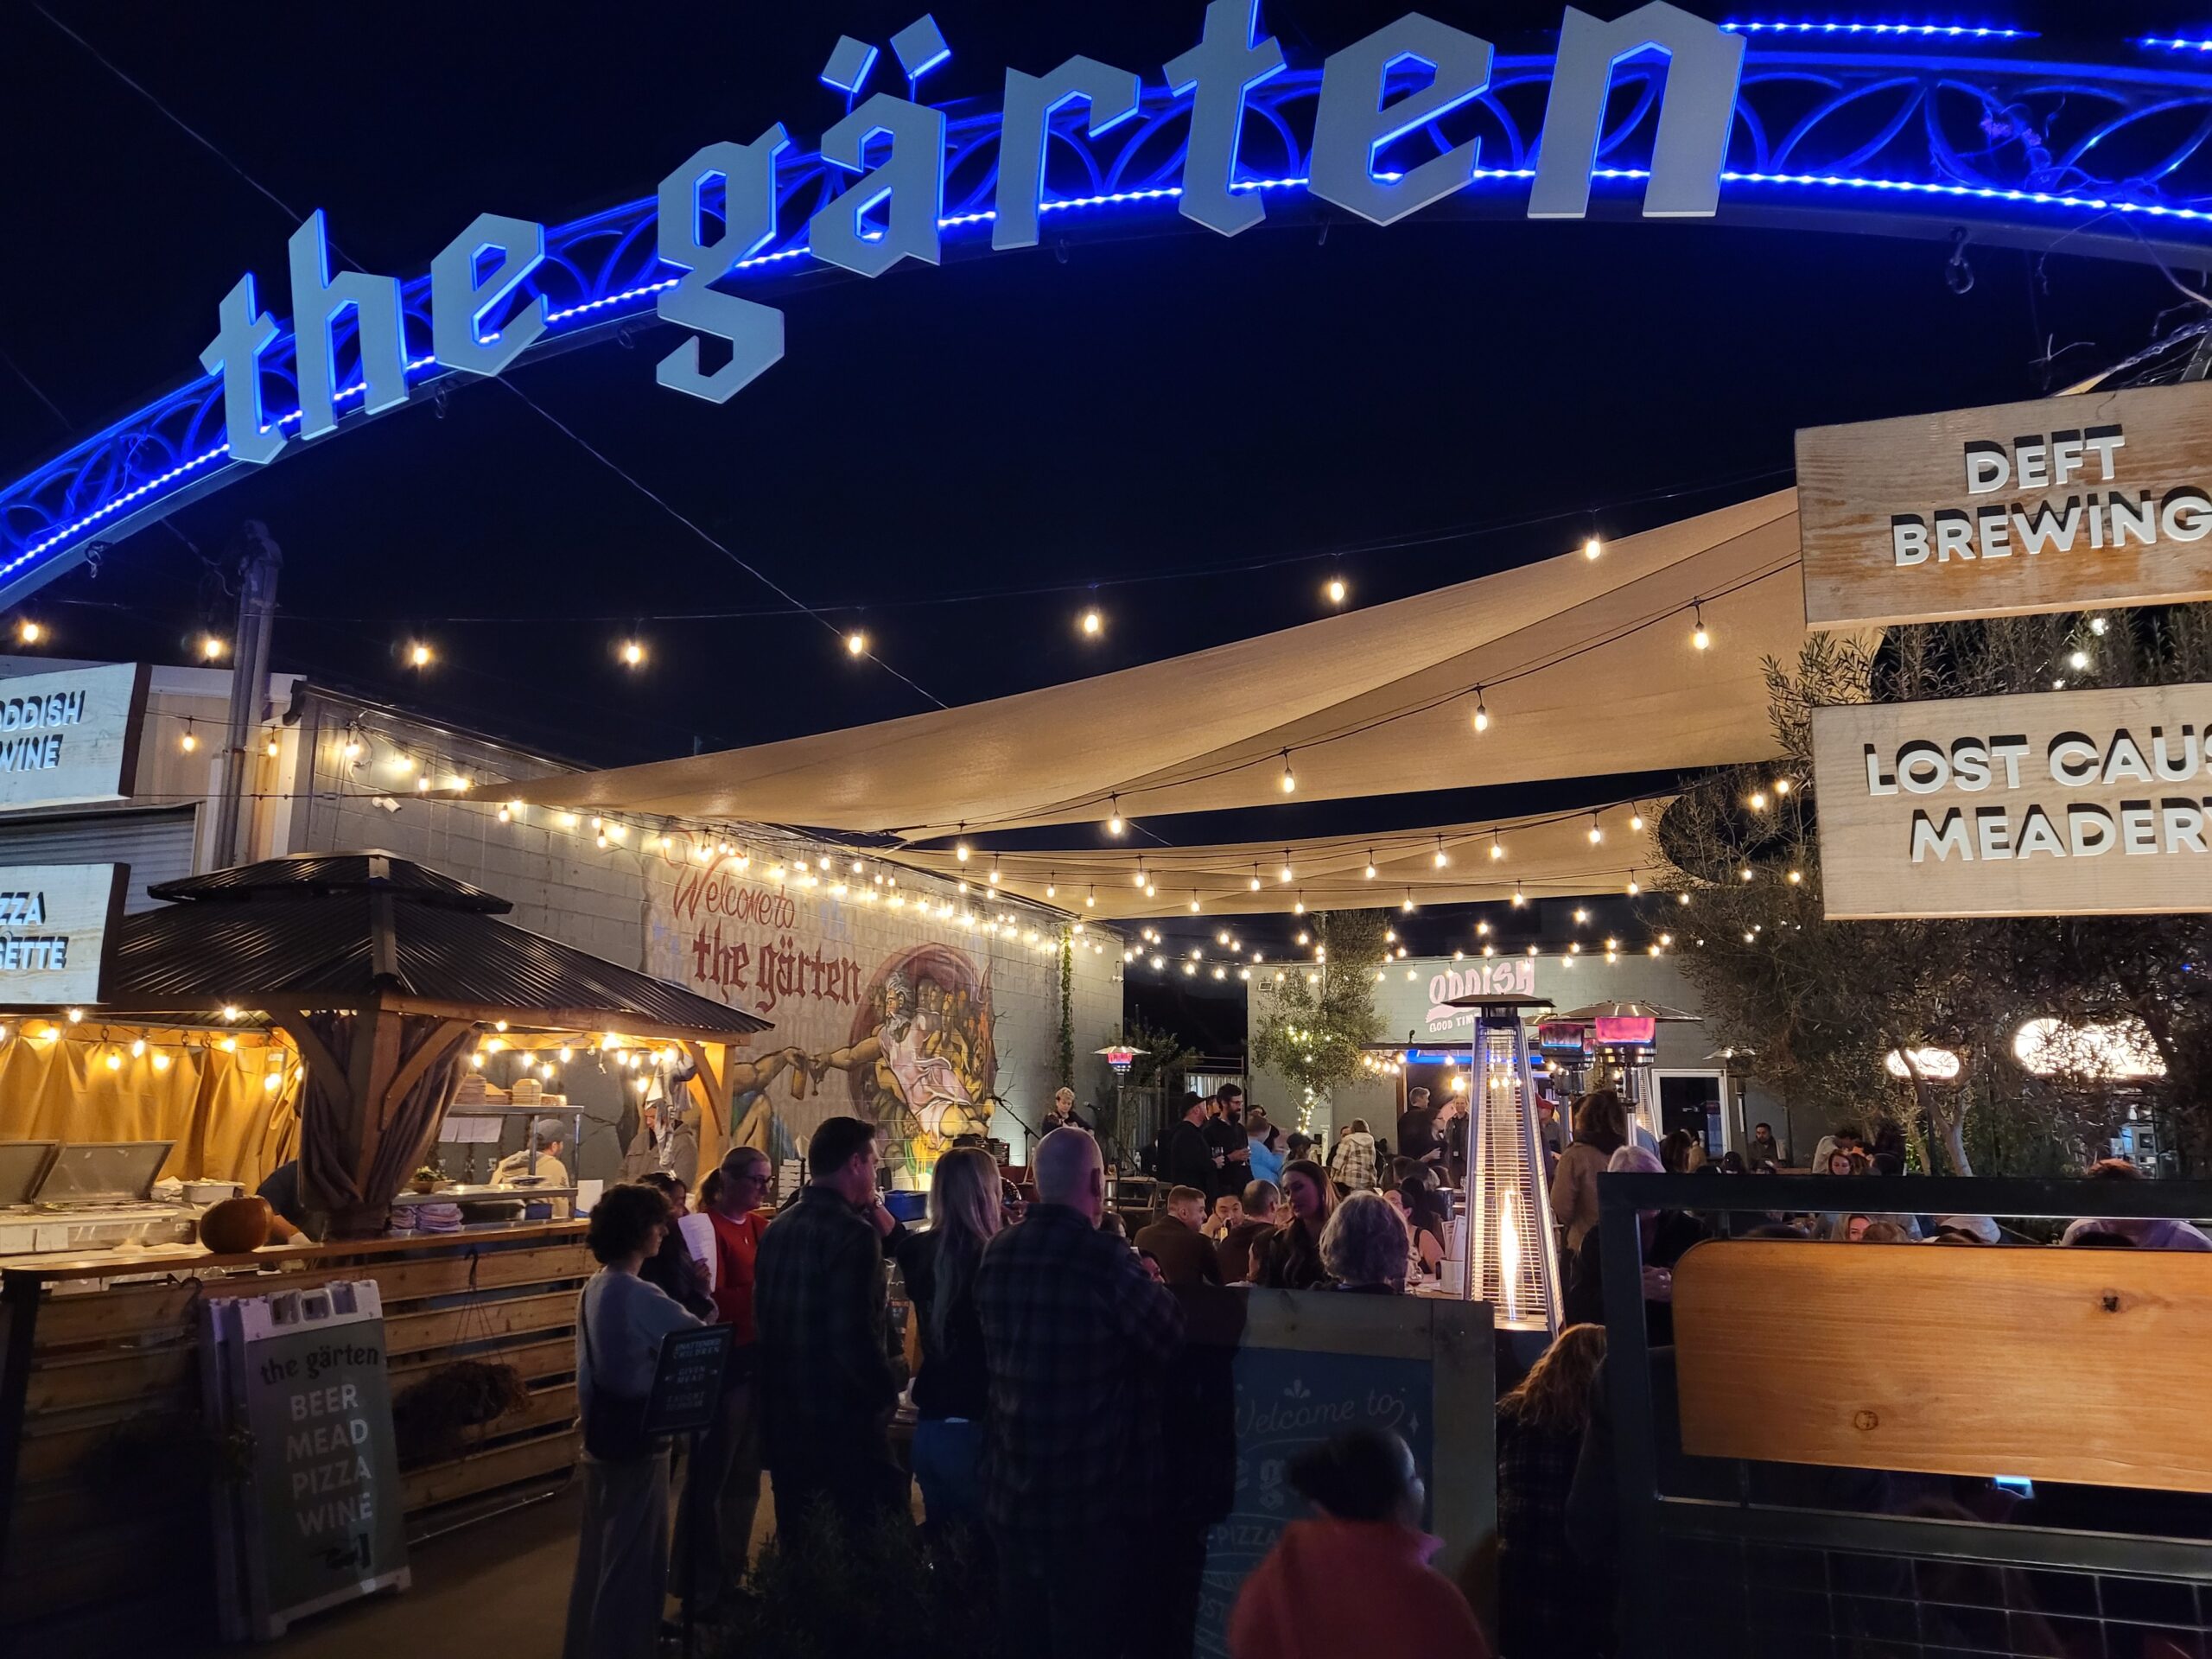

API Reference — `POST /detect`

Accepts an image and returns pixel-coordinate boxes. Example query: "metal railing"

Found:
[1596,1173,2212,1656]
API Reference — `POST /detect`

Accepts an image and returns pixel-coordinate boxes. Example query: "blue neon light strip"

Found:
[14,163,2211,582]
[1722,21,2032,39]
[7,33,2212,594]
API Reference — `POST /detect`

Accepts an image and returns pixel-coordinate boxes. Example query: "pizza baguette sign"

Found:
[1811,683,2212,918]
[1797,383,2212,629]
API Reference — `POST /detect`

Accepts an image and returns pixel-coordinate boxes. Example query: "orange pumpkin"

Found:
[200,1195,273,1254]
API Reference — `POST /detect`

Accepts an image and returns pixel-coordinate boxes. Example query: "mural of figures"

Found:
[804,945,997,1184]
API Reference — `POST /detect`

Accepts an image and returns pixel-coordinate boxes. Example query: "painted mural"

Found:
[646,850,1018,1183]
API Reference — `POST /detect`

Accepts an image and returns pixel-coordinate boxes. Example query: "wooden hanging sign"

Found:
[1798,382,2212,629]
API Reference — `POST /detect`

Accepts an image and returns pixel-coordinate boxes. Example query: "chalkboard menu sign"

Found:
[1179,1291,1492,1659]
[203,1280,410,1639]
[645,1323,733,1436]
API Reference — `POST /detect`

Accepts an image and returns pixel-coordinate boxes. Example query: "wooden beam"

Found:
[268,1012,352,1110]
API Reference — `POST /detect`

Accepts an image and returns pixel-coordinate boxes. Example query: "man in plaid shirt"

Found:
[976,1128,1183,1656]
[755,1116,911,1541]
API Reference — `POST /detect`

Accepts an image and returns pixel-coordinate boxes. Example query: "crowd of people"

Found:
[563,1083,1503,1658]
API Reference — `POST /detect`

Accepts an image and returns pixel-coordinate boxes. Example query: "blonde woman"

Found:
[892,1147,1003,1535]
[1496,1324,1609,1656]
[1549,1090,1627,1252]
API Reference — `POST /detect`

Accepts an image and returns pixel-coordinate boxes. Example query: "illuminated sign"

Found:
[1800,383,2212,628]
[199,3,1741,450]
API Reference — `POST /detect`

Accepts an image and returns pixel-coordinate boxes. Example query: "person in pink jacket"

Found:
[1230,1427,1491,1659]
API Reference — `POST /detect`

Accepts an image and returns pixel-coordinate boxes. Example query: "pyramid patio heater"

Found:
[1446,991,1562,1333]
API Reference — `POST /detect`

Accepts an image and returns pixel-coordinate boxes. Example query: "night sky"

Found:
[2,0,2206,1002]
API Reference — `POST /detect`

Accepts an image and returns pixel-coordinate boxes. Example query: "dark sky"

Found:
[2,1,2205,988]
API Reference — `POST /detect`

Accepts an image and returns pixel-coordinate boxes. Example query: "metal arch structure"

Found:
[10,26,2212,607]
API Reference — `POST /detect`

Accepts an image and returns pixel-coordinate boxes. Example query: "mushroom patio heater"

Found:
[1445,991,1560,1333]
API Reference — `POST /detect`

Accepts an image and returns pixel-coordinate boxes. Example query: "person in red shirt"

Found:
[675,1144,774,1611]
[1230,1427,1491,1659]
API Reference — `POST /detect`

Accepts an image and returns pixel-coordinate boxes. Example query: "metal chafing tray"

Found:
[32,1139,175,1206]
[0,1141,59,1208]
[0,1139,194,1255]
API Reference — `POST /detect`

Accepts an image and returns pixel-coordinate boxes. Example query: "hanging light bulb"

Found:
[1080,607,1103,638]
[1280,852,1294,883]
[620,639,645,668]
[1749,790,1769,810]
[1104,796,1125,836]
[1189,892,1201,912]
[16,619,41,645]
[1471,687,1491,734]
[1402,890,1415,912]
[845,631,868,657]
[409,641,433,668]
[341,728,362,760]
[264,733,279,758]
[1363,851,1377,880]
[1250,865,1263,893]
[1774,779,1793,797]
[1627,879,1640,895]
[181,718,198,753]
[1433,836,1449,868]
[2090,616,2108,636]
[1278,750,1296,793]
[1086,886,1096,909]
[200,633,227,661]
[1588,812,1604,845]
[1691,602,1710,651]
[1325,575,1347,606]
[955,841,969,862]
[987,860,1000,887]
[1512,885,1526,907]
[1133,861,1147,889]
[1573,907,1589,925]
[1584,535,1602,561]
[1630,810,1645,831]
[1046,875,1057,898]
[1490,831,1503,861]
[1294,893,1306,915]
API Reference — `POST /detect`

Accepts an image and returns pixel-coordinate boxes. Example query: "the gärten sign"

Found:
[1811,683,2212,918]
[1798,383,2212,630]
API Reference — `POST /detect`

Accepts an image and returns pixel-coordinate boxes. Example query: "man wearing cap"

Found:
[493,1117,572,1217]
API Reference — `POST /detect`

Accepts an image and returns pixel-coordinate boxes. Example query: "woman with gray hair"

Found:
[1559,1144,1707,1340]
[1318,1189,1411,1294]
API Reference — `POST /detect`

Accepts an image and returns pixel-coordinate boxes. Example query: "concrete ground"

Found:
[275,1477,781,1658]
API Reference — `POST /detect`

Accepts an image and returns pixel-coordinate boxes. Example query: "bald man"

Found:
[974,1129,1182,1653]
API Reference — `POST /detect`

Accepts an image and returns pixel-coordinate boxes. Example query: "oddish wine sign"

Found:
[1811,683,2212,918]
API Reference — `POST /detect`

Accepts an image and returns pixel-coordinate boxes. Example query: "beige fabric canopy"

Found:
[895,802,1676,921]
[516,491,1804,839]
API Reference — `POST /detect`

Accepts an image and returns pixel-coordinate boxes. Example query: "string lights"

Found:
[1691,602,1710,651]
[1278,750,1296,794]
[1080,607,1103,638]
[845,631,868,657]
[16,619,41,645]
[1471,689,1490,733]
[1325,576,1347,606]
[200,634,227,661]
[620,639,645,668]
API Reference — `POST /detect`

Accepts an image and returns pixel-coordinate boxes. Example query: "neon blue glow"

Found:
[890,15,951,81]
[820,36,880,95]
[10,32,2212,597]
[1721,22,2032,39]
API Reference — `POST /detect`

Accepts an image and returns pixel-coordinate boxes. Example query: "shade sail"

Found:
[892,804,1673,921]
[514,492,1805,838]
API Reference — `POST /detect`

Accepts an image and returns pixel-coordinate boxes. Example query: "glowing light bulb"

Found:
[1188,893,1200,912]
[341,734,361,760]
[1106,797,1123,836]
[1325,576,1346,606]
[2069,650,2089,671]
[1775,779,1792,797]
[1691,604,1710,651]
[1630,811,1645,830]
[1750,791,1769,810]
[1490,834,1503,861]
[1471,693,1490,734]
[264,734,279,758]
[1433,837,1449,868]
[620,639,645,667]
[152,1052,171,1071]
[1249,867,1262,892]
[1584,536,1602,561]
[1279,751,1296,793]
[2090,616,2108,636]
[105,1051,122,1071]
[1080,608,1103,637]
[181,723,198,753]
[1402,892,1415,912]
[845,631,868,657]
[1511,887,1525,908]
[1788,868,1803,884]
[200,634,227,661]
[16,620,41,645]
[409,641,433,668]
[1588,814,1603,844]
[955,842,969,862]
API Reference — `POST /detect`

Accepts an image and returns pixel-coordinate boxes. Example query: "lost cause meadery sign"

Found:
[1811,682,2212,918]
[1798,383,2212,630]
[0,662,148,810]
[0,862,126,1003]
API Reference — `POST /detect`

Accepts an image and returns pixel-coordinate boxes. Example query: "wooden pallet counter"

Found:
[0,1221,593,1648]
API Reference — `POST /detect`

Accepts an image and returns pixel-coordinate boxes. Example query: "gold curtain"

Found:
[0,1034,300,1189]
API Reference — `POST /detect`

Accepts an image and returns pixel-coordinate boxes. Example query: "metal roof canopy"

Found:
[3,851,769,1046]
